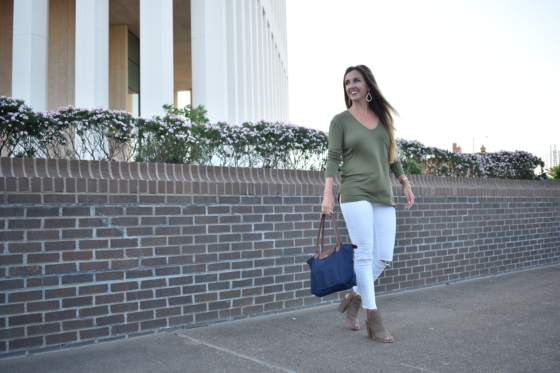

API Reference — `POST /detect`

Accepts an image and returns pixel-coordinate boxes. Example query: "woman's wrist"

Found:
[399,175,411,188]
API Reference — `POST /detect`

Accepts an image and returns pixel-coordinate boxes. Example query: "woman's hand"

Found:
[404,187,415,210]
[321,194,335,216]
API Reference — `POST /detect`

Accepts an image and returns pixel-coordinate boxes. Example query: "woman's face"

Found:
[345,70,369,102]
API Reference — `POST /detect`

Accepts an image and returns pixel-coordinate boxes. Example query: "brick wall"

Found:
[1,157,559,358]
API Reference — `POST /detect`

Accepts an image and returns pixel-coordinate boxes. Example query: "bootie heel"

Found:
[338,291,362,330]
[365,309,394,343]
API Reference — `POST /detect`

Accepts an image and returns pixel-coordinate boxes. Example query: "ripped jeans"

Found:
[340,200,396,310]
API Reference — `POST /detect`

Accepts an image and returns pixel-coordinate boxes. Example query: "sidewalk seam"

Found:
[174,333,300,373]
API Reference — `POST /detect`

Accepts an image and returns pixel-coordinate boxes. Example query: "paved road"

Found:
[2,264,559,373]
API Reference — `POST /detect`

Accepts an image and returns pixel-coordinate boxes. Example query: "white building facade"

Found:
[0,0,288,124]
[544,144,559,170]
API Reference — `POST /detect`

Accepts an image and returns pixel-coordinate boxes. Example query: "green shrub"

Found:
[546,165,560,180]
[402,158,424,175]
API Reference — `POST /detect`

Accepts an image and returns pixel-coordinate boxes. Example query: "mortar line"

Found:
[175,333,299,373]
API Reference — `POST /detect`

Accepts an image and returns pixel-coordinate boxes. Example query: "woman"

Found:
[321,65,414,343]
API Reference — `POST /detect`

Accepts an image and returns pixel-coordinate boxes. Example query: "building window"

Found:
[177,90,191,108]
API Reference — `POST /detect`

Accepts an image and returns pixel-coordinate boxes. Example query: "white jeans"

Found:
[340,201,396,310]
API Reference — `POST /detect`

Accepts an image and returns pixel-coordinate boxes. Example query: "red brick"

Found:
[80,261,109,272]
[96,271,124,282]
[79,239,109,249]
[45,287,76,299]
[9,265,42,277]
[45,309,77,322]
[79,306,109,318]
[9,313,43,326]
[8,219,41,229]
[110,238,138,248]
[97,228,124,237]
[44,219,77,229]
[46,332,78,345]
[27,300,61,312]
[27,253,60,264]
[79,284,108,295]
[126,310,153,322]
[0,304,25,315]
[111,323,139,335]
[140,318,167,330]
[45,263,77,275]
[110,302,138,313]
[0,279,24,290]
[27,207,59,217]
[62,296,93,308]
[8,290,42,303]
[8,242,41,253]
[0,254,23,266]
[9,336,44,350]
[27,276,59,288]
[0,327,25,340]
[62,319,93,331]
[62,229,92,239]
[169,315,193,326]
[0,207,25,217]
[111,259,138,270]
[96,249,124,259]
[27,230,60,241]
[79,327,109,339]
[62,251,94,261]
[45,241,75,251]
[95,314,125,326]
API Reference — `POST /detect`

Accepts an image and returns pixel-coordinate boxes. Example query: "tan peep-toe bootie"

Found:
[365,309,394,343]
[338,290,362,330]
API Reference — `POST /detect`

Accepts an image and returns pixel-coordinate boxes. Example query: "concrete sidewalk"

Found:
[2,264,559,373]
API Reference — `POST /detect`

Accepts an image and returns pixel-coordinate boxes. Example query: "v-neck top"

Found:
[325,110,404,207]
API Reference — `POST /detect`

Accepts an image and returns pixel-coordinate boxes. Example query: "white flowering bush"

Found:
[134,117,328,170]
[4,97,541,178]
[247,121,328,170]
[134,104,328,169]
[46,106,136,161]
[134,115,218,164]
[0,96,64,158]
[398,139,545,180]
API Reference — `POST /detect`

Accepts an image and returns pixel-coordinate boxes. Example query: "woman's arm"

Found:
[321,178,335,216]
[397,174,415,210]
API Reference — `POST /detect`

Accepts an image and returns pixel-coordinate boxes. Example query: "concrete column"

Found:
[75,0,109,109]
[140,0,174,119]
[262,17,270,122]
[109,25,128,111]
[251,0,261,121]
[255,0,265,121]
[0,0,13,97]
[235,1,246,123]
[12,0,49,111]
[48,0,75,110]
[270,35,276,121]
[244,0,254,122]
[191,0,228,123]
[225,0,238,124]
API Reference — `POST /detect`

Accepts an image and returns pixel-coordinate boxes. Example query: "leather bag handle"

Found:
[314,214,343,259]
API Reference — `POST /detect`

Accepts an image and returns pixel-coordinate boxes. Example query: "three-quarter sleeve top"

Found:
[325,110,404,207]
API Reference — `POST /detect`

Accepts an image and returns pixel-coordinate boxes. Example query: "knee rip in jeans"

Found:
[355,259,391,267]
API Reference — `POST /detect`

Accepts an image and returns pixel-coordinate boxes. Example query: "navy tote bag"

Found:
[307,214,357,297]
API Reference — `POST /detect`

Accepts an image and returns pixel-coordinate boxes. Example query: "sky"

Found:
[285,0,560,160]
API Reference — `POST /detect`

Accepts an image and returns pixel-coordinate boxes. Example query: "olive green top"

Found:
[325,110,404,207]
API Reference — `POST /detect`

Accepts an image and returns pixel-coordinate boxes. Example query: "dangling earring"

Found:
[366,92,373,102]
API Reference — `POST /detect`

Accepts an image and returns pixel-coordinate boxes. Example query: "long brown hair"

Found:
[343,65,398,164]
